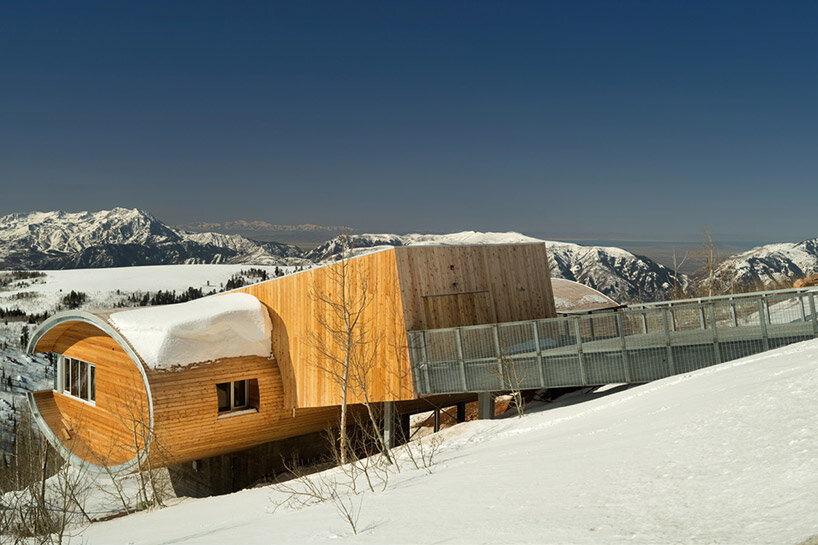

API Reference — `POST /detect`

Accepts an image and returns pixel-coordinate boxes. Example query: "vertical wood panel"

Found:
[237,248,413,409]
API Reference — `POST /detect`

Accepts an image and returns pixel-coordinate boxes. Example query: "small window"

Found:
[56,356,95,404]
[216,379,258,415]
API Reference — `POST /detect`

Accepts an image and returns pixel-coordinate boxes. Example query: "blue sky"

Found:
[0,1,815,242]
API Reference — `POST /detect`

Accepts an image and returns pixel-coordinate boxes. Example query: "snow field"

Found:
[79,338,818,545]
[0,264,295,316]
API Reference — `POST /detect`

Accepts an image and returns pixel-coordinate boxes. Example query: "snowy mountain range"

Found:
[0,208,304,269]
[713,239,818,291]
[307,232,685,303]
[2,207,686,302]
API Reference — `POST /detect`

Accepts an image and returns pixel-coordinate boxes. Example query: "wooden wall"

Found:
[394,243,556,330]
[32,322,149,466]
[238,243,555,410]
[146,356,342,466]
[237,249,413,409]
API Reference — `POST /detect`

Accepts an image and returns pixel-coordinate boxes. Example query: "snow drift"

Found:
[109,292,273,369]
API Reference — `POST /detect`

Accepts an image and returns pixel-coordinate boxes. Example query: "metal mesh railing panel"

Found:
[460,326,496,360]
[672,344,717,373]
[498,322,537,356]
[423,329,459,363]
[672,307,704,331]
[406,287,818,396]
[538,318,576,348]
[627,347,671,382]
[506,356,543,390]
[584,352,627,384]
[718,339,765,362]
[425,362,463,394]
[543,355,584,386]
[766,295,806,325]
[464,360,504,392]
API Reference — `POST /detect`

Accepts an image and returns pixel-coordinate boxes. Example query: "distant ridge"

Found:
[0,208,687,302]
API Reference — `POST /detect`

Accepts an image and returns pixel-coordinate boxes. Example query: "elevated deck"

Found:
[408,287,818,395]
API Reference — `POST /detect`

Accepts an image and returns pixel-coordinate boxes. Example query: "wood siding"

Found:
[237,249,413,409]
[32,322,149,466]
[237,243,555,410]
[394,243,556,330]
[146,356,341,465]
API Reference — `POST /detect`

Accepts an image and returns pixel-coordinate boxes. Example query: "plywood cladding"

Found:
[394,244,556,330]
[238,243,555,410]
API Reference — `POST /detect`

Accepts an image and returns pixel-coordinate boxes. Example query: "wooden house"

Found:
[26,243,555,473]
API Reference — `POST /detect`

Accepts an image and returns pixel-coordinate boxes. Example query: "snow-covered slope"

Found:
[78,339,818,545]
[308,232,684,302]
[0,208,305,269]
[0,264,293,315]
[714,239,818,291]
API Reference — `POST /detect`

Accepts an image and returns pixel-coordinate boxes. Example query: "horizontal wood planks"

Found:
[32,322,148,466]
[394,243,556,331]
[147,356,341,465]
[238,249,414,409]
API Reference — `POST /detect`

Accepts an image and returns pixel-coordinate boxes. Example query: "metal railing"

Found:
[407,287,818,396]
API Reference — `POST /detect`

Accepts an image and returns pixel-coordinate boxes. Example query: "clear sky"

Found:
[0,1,815,243]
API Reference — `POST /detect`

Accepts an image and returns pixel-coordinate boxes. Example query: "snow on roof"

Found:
[108,292,272,370]
[550,278,619,311]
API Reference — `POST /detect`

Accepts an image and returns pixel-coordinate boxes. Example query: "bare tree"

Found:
[309,232,394,465]
[702,228,718,297]
[0,409,91,544]
[671,249,689,300]
[489,352,527,418]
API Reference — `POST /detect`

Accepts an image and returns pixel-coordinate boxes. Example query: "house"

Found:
[26,243,556,489]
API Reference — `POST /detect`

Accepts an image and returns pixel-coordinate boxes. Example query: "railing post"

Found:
[709,303,721,364]
[799,294,807,322]
[573,317,587,385]
[810,293,818,338]
[641,311,648,334]
[730,297,738,327]
[663,308,675,374]
[758,299,770,351]
[532,321,546,388]
[762,294,771,325]
[454,328,468,391]
[669,307,676,331]
[616,313,631,383]
[421,331,433,394]
[492,324,504,381]
[698,300,706,329]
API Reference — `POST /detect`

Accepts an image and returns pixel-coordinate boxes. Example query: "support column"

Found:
[433,408,440,432]
[400,413,411,442]
[382,401,396,448]
[456,401,466,423]
[477,392,494,420]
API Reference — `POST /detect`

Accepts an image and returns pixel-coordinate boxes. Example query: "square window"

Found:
[216,379,258,415]
[56,357,95,404]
